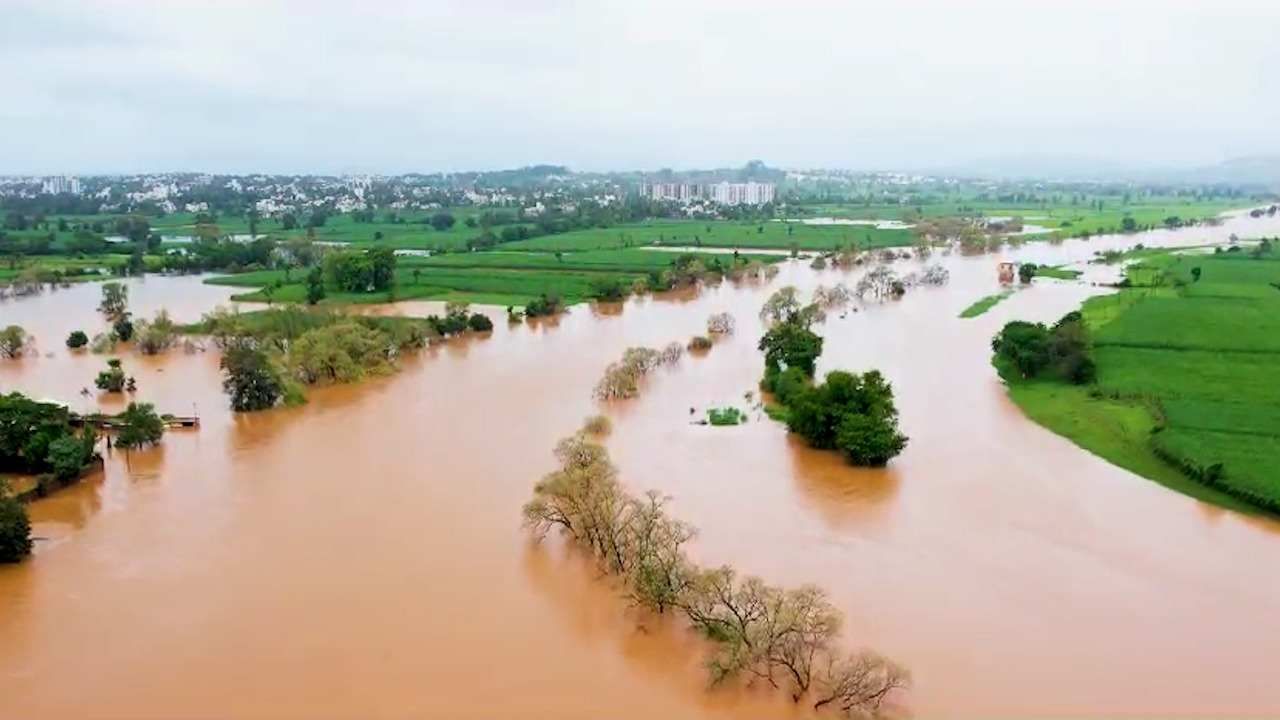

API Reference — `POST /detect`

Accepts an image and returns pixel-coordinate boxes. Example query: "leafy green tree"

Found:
[0,325,27,359]
[305,266,326,305]
[991,321,1051,378]
[221,339,284,412]
[112,315,134,342]
[467,313,494,332]
[759,320,824,378]
[0,492,32,563]
[1018,263,1037,284]
[66,330,89,349]
[99,282,128,320]
[115,402,165,449]
[430,212,456,231]
[783,370,908,466]
[45,430,94,481]
[95,359,127,393]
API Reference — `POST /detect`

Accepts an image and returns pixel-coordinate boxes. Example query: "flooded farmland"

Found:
[3,212,1280,719]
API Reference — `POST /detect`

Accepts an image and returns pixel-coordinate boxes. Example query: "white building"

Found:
[42,176,81,195]
[643,181,774,206]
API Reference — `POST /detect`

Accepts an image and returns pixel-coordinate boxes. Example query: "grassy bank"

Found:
[1001,245,1280,513]
[959,290,1013,318]
[208,249,781,307]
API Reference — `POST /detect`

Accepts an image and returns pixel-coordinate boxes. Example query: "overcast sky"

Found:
[3,0,1277,175]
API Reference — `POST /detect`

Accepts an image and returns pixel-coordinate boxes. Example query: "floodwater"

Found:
[3,211,1280,719]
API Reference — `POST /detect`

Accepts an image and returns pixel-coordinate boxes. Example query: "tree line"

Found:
[523,424,908,716]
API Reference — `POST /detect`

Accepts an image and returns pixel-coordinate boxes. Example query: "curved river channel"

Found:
[3,212,1280,718]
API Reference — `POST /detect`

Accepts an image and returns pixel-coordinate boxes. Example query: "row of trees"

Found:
[593,344,684,400]
[758,287,909,467]
[991,312,1095,384]
[523,427,908,716]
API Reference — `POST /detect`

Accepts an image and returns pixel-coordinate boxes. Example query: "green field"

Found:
[800,197,1247,238]
[206,248,779,307]
[959,290,1013,318]
[1001,246,1280,513]
[501,220,912,252]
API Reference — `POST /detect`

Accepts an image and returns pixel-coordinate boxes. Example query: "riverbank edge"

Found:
[999,374,1261,515]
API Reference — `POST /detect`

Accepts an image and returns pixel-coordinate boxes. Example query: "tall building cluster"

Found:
[643,181,775,206]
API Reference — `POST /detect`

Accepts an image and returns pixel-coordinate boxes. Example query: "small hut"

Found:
[997,262,1016,284]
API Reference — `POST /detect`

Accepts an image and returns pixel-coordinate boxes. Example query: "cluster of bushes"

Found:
[593,344,684,400]
[323,247,396,293]
[770,369,909,466]
[426,301,493,335]
[523,293,565,318]
[706,407,745,426]
[991,311,1095,384]
[198,307,436,411]
[523,428,909,715]
[758,288,909,466]
[0,393,98,481]
[0,486,32,563]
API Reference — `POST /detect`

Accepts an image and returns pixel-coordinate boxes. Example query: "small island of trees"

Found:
[757,288,908,466]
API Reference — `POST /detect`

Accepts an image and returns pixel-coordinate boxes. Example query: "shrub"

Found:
[0,493,32,563]
[524,293,564,318]
[593,346,677,400]
[0,325,27,359]
[95,359,127,393]
[115,402,165,449]
[688,335,713,351]
[590,277,628,302]
[706,312,735,335]
[66,330,89,349]
[221,339,285,412]
[707,407,744,426]
[992,311,1093,384]
[112,316,135,342]
[134,309,176,355]
[582,414,612,436]
[467,313,494,332]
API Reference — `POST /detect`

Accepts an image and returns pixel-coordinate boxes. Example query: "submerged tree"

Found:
[221,339,285,412]
[0,488,32,563]
[115,402,165,449]
[99,282,129,321]
[0,325,27,359]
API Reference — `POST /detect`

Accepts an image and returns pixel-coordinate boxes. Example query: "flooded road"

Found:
[3,212,1280,718]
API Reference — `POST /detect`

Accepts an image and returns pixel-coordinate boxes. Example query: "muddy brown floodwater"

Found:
[3,213,1280,719]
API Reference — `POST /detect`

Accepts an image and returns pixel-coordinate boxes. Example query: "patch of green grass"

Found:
[1033,265,1081,280]
[210,266,642,307]
[959,290,1013,318]
[502,220,911,252]
[1001,249,1280,514]
[1004,378,1255,512]
[707,407,745,426]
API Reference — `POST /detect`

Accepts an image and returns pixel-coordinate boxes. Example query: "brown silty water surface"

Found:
[3,213,1280,718]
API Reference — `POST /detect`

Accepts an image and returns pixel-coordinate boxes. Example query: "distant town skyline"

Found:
[3,1,1278,176]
